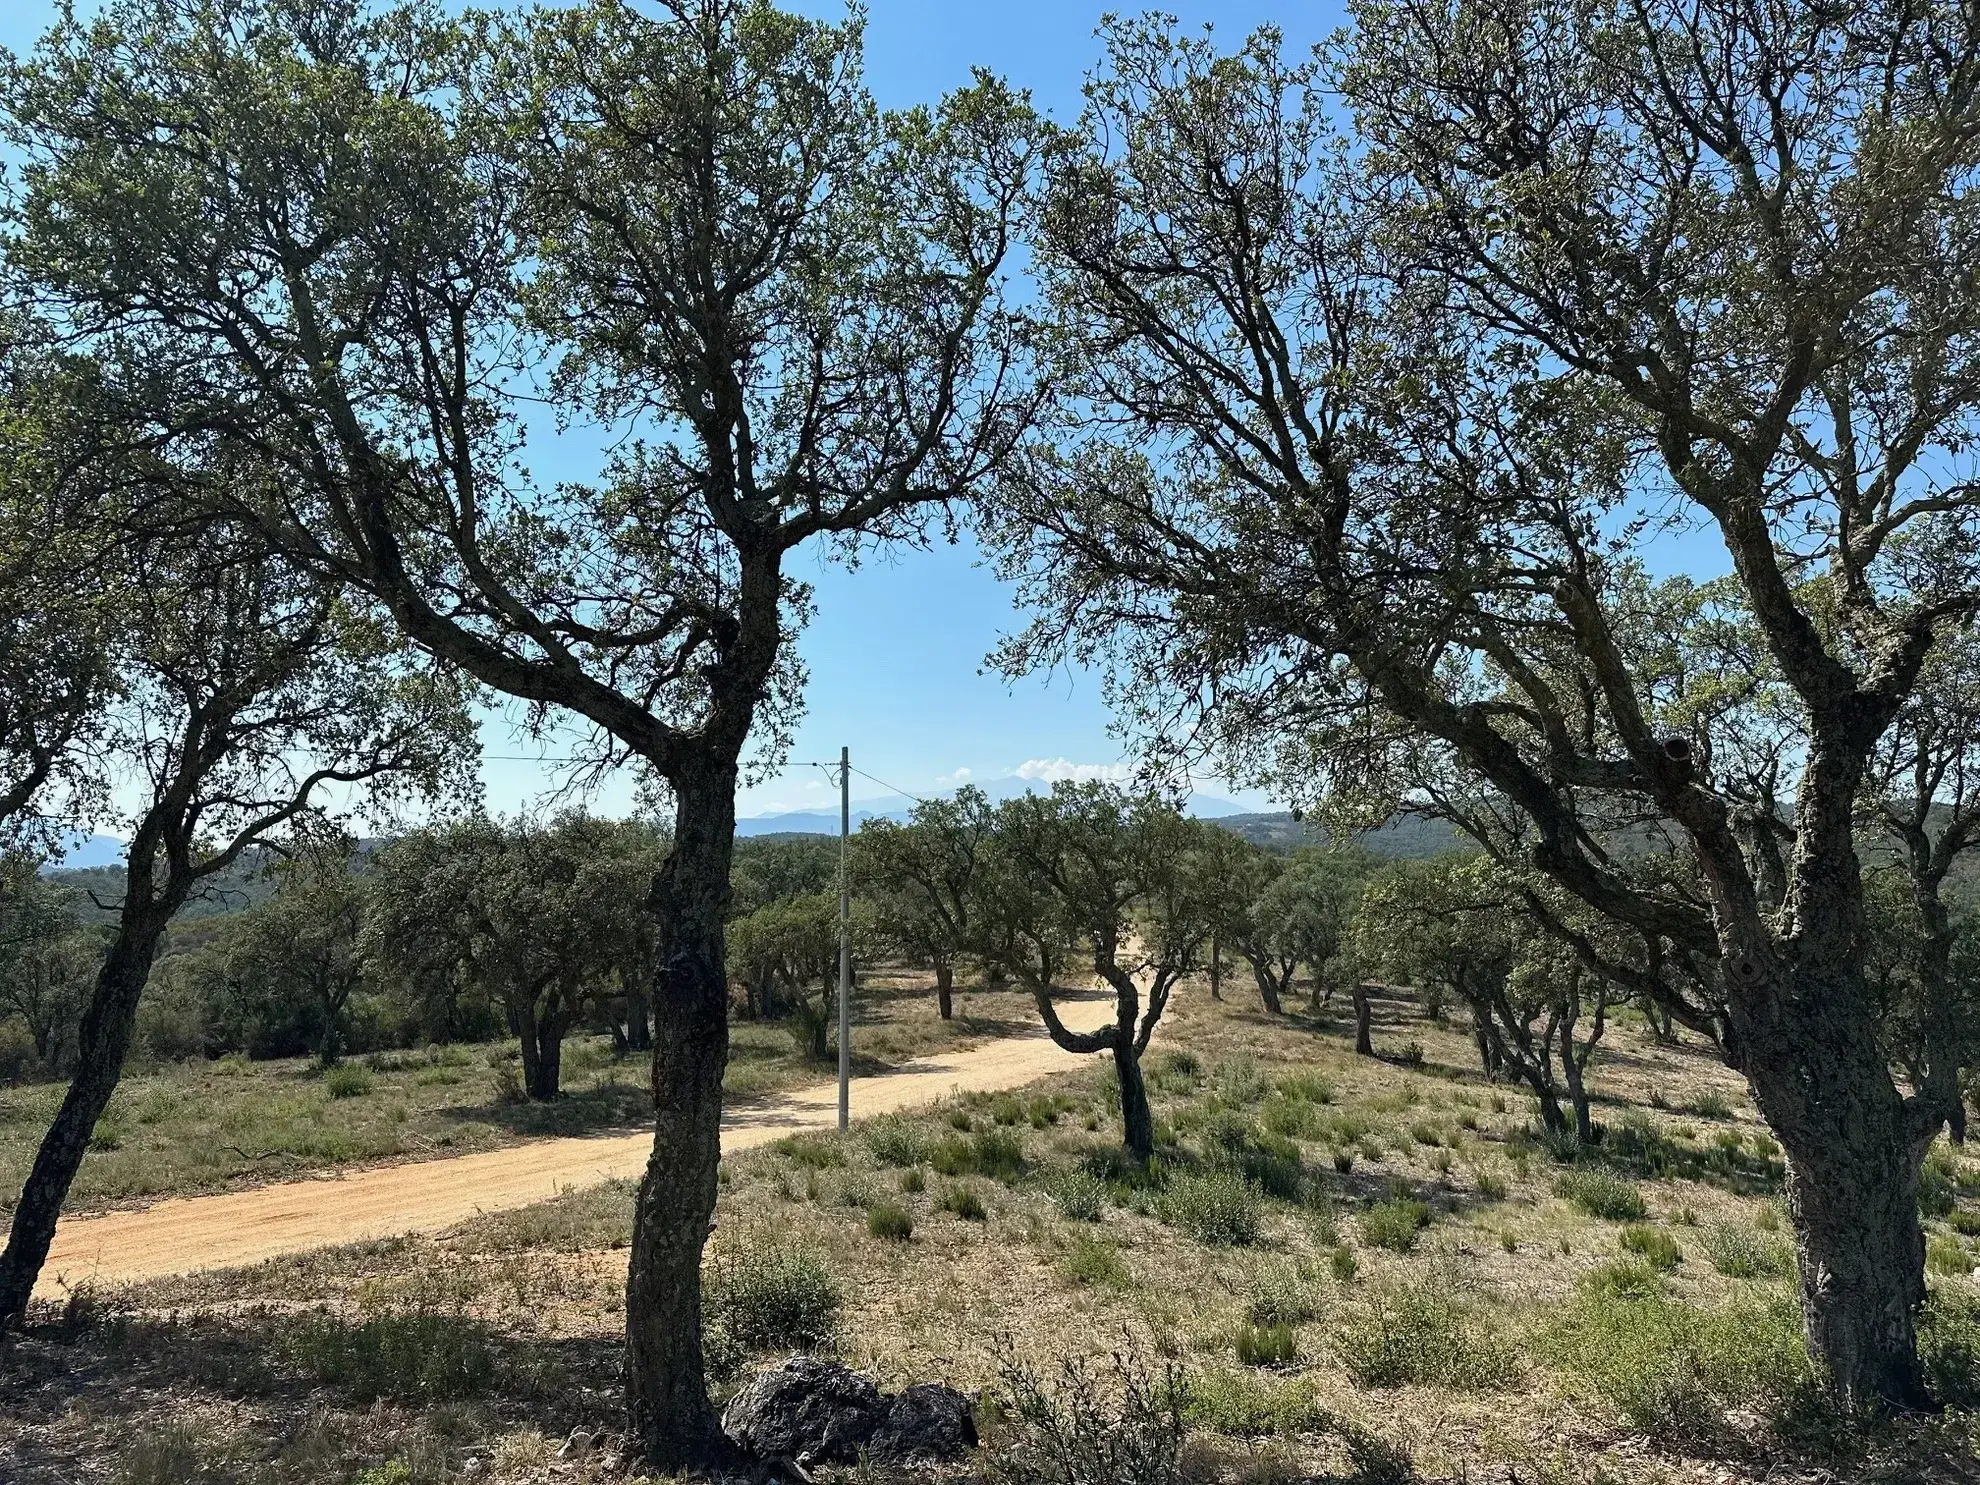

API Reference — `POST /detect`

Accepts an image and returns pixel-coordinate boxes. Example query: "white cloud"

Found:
[1013,758,1132,784]
[934,767,973,787]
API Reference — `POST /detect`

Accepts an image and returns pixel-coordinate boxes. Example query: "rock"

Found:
[721,1356,885,1465]
[867,1382,978,1463]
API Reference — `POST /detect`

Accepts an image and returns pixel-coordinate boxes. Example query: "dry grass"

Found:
[0,968,1031,1214]
[6,980,1979,1484]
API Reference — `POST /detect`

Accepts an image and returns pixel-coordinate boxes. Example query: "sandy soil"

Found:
[35,995,1115,1298]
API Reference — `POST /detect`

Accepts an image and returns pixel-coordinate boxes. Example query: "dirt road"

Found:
[35,999,1115,1299]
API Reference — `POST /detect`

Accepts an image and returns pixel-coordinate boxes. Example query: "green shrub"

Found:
[1951,1209,1980,1237]
[1927,1234,1970,1277]
[1336,1279,1520,1390]
[282,1307,497,1401]
[931,1136,974,1176]
[974,1128,1025,1182]
[1584,1259,1666,1300]
[866,1115,931,1167]
[1544,1279,1811,1438]
[1921,1150,1960,1219]
[1555,1168,1646,1221]
[949,1108,974,1132]
[1330,1246,1358,1283]
[706,1241,840,1360]
[1214,1056,1269,1103]
[324,1064,374,1099]
[900,1166,926,1194]
[1061,1234,1133,1289]
[1687,1091,1734,1119]
[1619,1225,1682,1272]
[1332,1148,1355,1173]
[1234,1322,1296,1366]
[1052,1169,1108,1223]
[1181,1364,1324,1437]
[1245,1260,1324,1327]
[1277,1072,1333,1105]
[992,1095,1025,1126]
[1474,1166,1509,1200]
[777,1134,845,1169]
[867,1202,914,1241]
[1921,1285,1980,1408]
[1700,1222,1793,1279]
[1158,1169,1262,1246]
[1360,1197,1431,1253]
[939,1184,988,1221]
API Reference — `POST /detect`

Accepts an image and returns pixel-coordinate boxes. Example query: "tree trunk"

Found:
[0,904,169,1328]
[1249,958,1283,1016]
[1114,1038,1154,1160]
[1738,974,1932,1409]
[625,761,737,1469]
[1208,934,1222,1002]
[934,958,953,1020]
[627,985,652,1052]
[1352,982,1373,1056]
[526,1013,564,1101]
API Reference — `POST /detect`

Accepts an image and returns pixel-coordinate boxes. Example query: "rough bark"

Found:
[625,763,738,1468]
[626,982,652,1052]
[934,959,954,1021]
[1352,983,1373,1056]
[0,875,176,1327]
[1208,934,1222,1002]
[1113,1037,1154,1159]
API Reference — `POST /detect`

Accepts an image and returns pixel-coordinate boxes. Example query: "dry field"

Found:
[3,982,1977,1485]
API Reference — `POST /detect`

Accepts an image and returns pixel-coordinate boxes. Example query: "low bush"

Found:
[939,1184,988,1221]
[1158,1169,1261,1246]
[706,1240,840,1364]
[1051,1169,1108,1223]
[867,1202,914,1241]
[1336,1279,1520,1391]
[1544,1277,1811,1439]
[1061,1234,1133,1289]
[282,1307,497,1401]
[1687,1091,1735,1119]
[777,1134,845,1170]
[1181,1364,1324,1437]
[1234,1322,1296,1366]
[1700,1222,1793,1279]
[1360,1196,1431,1253]
[1921,1285,1980,1408]
[323,1064,374,1099]
[1277,1072,1333,1105]
[1555,1168,1646,1221]
[1619,1224,1682,1272]
[1245,1260,1324,1327]
[1583,1259,1666,1300]
[1921,1150,1959,1219]
[1927,1234,1971,1278]
[865,1114,931,1168]
[988,1345,1185,1485]
[900,1166,926,1194]
[1473,1166,1509,1200]
[975,1128,1026,1181]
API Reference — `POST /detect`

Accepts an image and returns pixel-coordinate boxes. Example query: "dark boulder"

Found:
[722,1356,977,1468]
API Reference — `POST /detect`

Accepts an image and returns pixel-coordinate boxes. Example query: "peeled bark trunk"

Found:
[0,903,170,1328]
[1114,1038,1154,1160]
[626,985,652,1052]
[625,763,737,1469]
[1248,958,1284,1016]
[1352,983,1373,1056]
[1208,934,1222,1002]
[934,959,954,1020]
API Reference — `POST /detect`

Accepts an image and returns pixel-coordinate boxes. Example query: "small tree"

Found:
[854,786,993,1018]
[0,873,100,1073]
[971,783,1217,1158]
[220,835,369,1066]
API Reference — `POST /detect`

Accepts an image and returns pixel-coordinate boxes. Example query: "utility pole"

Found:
[837,745,851,1130]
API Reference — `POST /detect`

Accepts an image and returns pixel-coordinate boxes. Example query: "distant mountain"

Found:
[736,778,1251,836]
[40,833,128,871]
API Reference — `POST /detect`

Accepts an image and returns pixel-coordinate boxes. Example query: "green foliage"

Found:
[867,1202,914,1241]
[1926,1234,1970,1277]
[1158,1168,1262,1246]
[1554,1168,1646,1221]
[1700,1222,1794,1279]
[1061,1234,1133,1289]
[974,1127,1026,1181]
[1921,1286,1980,1408]
[939,1184,988,1221]
[866,1114,932,1168]
[1233,1322,1296,1366]
[1360,1196,1431,1253]
[1051,1168,1108,1222]
[1244,1260,1324,1327]
[1544,1279,1811,1438]
[1921,1149,1960,1219]
[1619,1225,1682,1271]
[1336,1279,1520,1391]
[323,1064,373,1099]
[776,1134,845,1170]
[706,1242,839,1375]
[1180,1364,1324,1437]
[281,1307,497,1402]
